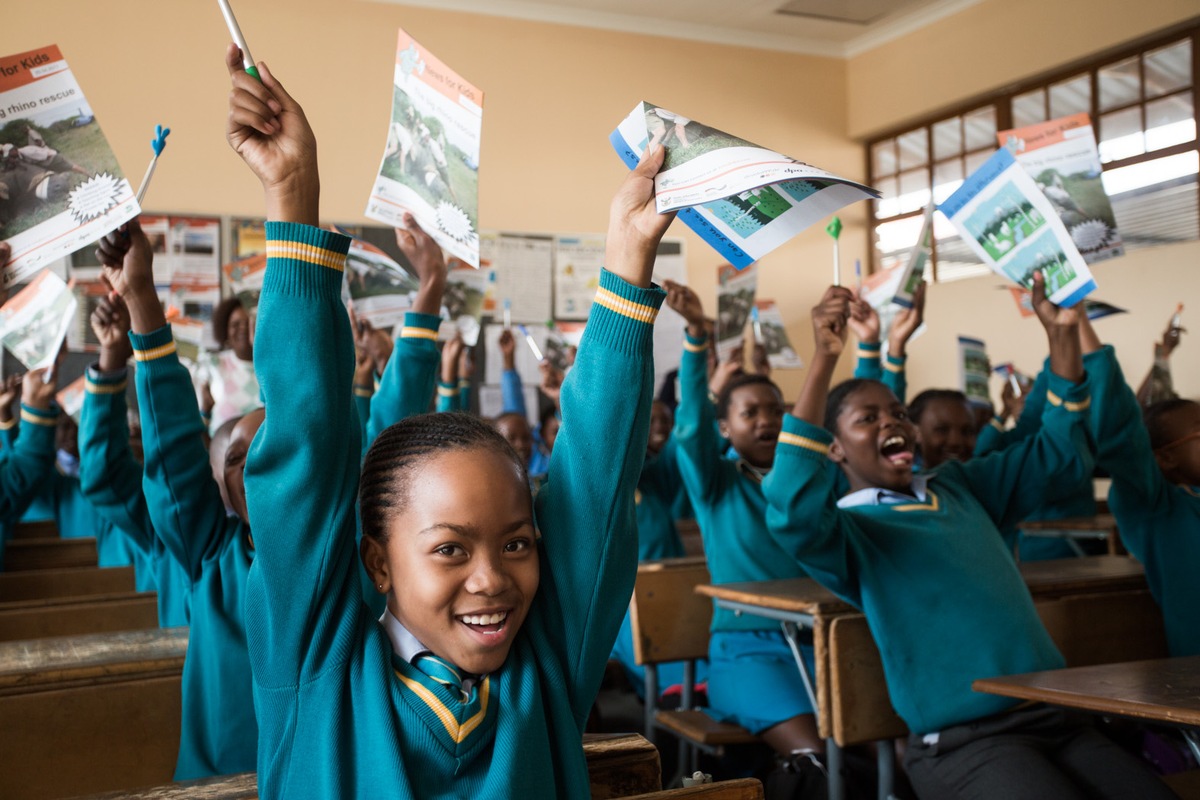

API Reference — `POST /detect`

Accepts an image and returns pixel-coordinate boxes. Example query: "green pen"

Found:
[217,0,261,81]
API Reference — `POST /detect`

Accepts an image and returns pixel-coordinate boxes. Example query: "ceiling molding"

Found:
[368,0,983,59]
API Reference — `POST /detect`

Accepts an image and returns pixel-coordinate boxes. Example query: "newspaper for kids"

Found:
[752,300,803,369]
[440,259,490,346]
[1006,286,1126,321]
[999,114,1122,264]
[544,321,585,372]
[339,228,418,331]
[0,45,140,288]
[66,279,106,352]
[610,102,878,268]
[0,269,77,370]
[992,362,1033,397]
[56,374,85,423]
[957,335,992,407]
[858,263,927,347]
[893,205,933,309]
[716,262,756,361]
[939,148,1096,308]
[366,29,483,267]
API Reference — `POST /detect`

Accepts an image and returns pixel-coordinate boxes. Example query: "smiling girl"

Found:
[222,45,672,798]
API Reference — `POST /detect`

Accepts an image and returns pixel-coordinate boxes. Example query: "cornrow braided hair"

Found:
[359,412,528,541]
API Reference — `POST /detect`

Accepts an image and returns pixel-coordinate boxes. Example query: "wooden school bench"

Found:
[3,536,98,571]
[0,627,187,800]
[66,733,666,799]
[0,590,159,641]
[1018,513,1123,556]
[11,519,59,539]
[0,564,136,602]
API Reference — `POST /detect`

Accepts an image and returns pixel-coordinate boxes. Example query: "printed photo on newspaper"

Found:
[957,335,992,408]
[0,45,139,287]
[892,205,933,309]
[716,262,756,361]
[610,101,878,268]
[752,300,803,369]
[366,29,483,267]
[337,227,418,331]
[0,268,77,370]
[999,113,1122,264]
[939,148,1096,308]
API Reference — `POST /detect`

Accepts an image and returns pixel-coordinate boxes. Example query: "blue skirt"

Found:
[705,629,816,734]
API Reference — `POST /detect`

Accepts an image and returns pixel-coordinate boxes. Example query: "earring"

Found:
[377,583,384,590]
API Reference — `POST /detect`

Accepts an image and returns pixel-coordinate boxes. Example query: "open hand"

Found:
[606,145,676,288]
[888,281,926,356]
[812,286,854,358]
[91,294,133,371]
[847,292,880,343]
[663,280,706,332]
[21,368,55,411]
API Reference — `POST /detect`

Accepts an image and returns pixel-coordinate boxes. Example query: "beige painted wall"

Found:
[2,0,867,399]
[848,0,1199,401]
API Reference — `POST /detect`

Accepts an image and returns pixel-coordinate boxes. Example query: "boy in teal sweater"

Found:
[94,220,257,780]
[662,279,822,757]
[766,278,1172,799]
[78,293,190,627]
[225,46,669,798]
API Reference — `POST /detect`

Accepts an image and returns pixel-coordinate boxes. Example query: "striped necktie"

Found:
[413,652,470,703]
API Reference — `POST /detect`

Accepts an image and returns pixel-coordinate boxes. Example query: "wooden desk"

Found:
[11,520,58,540]
[973,656,1200,728]
[1019,514,1121,556]
[0,566,136,603]
[0,628,187,800]
[4,537,98,571]
[0,591,159,642]
[67,732,661,799]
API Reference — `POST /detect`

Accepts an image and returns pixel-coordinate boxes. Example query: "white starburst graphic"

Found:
[436,201,475,244]
[67,173,121,224]
[1070,219,1112,253]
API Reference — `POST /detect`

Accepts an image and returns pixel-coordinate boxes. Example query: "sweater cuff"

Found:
[128,326,177,364]
[857,341,881,359]
[776,414,833,460]
[0,417,15,431]
[436,381,460,399]
[86,364,129,394]
[883,353,905,373]
[1044,371,1091,414]
[400,312,440,341]
[262,222,350,300]
[353,383,374,398]
[20,402,58,427]
[684,331,709,353]
[585,270,666,356]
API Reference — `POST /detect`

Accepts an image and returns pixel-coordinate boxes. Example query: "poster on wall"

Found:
[957,335,992,407]
[553,235,605,321]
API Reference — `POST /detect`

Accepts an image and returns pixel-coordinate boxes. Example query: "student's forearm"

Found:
[264,171,320,228]
[98,345,126,374]
[125,291,167,335]
[794,352,838,426]
[411,274,445,317]
[1047,329,1083,384]
[1078,314,1102,355]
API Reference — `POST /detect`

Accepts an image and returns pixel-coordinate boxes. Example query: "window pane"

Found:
[1102,151,1199,249]
[932,214,989,282]
[1099,56,1140,111]
[1099,106,1145,162]
[875,176,899,219]
[897,129,929,171]
[932,118,962,161]
[872,139,897,177]
[898,168,931,214]
[1145,93,1195,151]
[1144,40,1191,98]
[1012,89,1047,127]
[874,216,925,273]
[933,159,964,204]
[965,149,992,175]
[1049,74,1091,118]
[963,107,997,150]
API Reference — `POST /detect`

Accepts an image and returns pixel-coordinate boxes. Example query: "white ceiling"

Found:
[371,0,984,58]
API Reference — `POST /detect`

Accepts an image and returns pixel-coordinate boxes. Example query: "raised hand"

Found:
[95,219,163,334]
[458,343,474,381]
[663,280,706,336]
[1031,271,1083,384]
[847,292,880,344]
[811,285,854,359]
[887,281,926,357]
[441,335,464,384]
[606,145,677,289]
[21,368,55,411]
[498,329,516,371]
[0,374,22,421]
[224,43,318,225]
[539,361,564,409]
[394,214,447,317]
[91,293,134,372]
[708,348,744,400]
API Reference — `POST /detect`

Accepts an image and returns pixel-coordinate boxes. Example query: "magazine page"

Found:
[339,228,418,331]
[892,205,933,309]
[610,101,878,268]
[1007,286,1126,321]
[0,268,77,369]
[858,263,926,347]
[66,279,106,352]
[56,373,85,423]
[440,259,489,346]
[753,300,803,369]
[992,362,1034,397]
[716,262,756,362]
[0,45,139,287]
[939,148,1096,308]
[957,335,992,407]
[998,114,1122,264]
[366,29,483,267]
[651,238,687,396]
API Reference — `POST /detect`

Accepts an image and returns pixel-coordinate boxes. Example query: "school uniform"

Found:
[131,326,257,780]
[1089,345,1200,657]
[0,406,57,569]
[853,341,907,403]
[674,331,814,733]
[79,368,190,628]
[244,223,660,799]
[764,371,1173,800]
[501,367,551,478]
[353,380,373,459]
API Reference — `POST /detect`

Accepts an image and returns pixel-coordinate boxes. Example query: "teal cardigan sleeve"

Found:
[244,223,359,687]
[501,368,525,416]
[531,269,664,723]
[0,405,58,566]
[458,379,471,413]
[973,368,1049,456]
[958,369,1094,531]
[366,313,439,446]
[435,380,459,413]
[0,417,16,453]
[78,367,156,555]
[353,384,372,458]
[131,325,232,581]
[673,332,727,502]
[852,341,906,404]
[763,417,863,605]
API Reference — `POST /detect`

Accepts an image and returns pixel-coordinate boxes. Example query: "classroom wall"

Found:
[2,0,868,400]
[847,0,1200,400]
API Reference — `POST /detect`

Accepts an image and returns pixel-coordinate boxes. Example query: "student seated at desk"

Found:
[224,45,670,798]
[663,280,825,766]
[1088,343,1200,658]
[765,277,1173,800]
[78,294,190,628]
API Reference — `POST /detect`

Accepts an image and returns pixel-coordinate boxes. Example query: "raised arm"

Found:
[436,335,464,413]
[882,282,924,405]
[497,329,527,416]
[532,145,673,720]
[0,371,57,519]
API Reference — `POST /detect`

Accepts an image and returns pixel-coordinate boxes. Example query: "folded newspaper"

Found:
[611,102,878,268]
[0,268,77,370]
[337,227,418,331]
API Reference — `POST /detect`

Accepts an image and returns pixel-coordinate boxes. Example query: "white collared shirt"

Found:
[837,474,930,509]
[379,608,479,693]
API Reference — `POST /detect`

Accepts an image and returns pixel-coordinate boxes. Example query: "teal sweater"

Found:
[637,437,685,560]
[0,406,57,569]
[764,370,1095,734]
[132,326,257,779]
[674,331,808,632]
[244,224,660,799]
[853,341,907,404]
[79,368,191,628]
[1089,346,1200,657]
